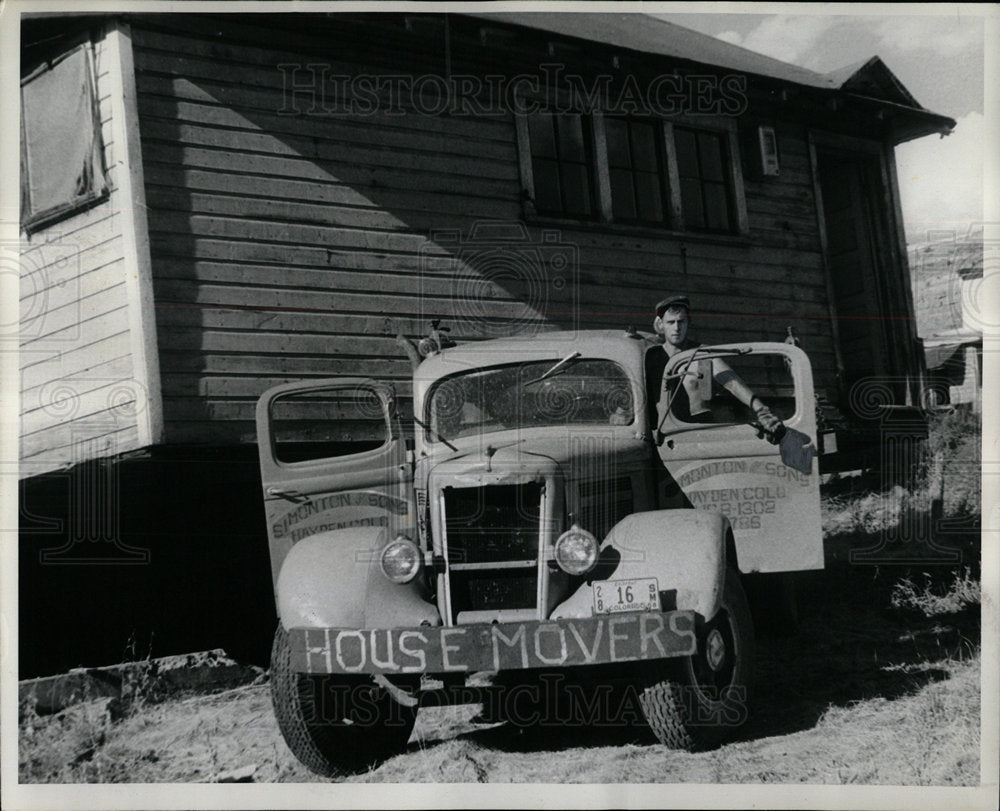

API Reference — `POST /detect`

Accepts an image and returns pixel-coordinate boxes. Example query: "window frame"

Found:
[672,124,740,234]
[20,37,110,234]
[517,110,600,220]
[267,382,394,469]
[515,111,748,239]
[602,115,672,225]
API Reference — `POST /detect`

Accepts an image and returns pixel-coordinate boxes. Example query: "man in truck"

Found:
[646,295,785,439]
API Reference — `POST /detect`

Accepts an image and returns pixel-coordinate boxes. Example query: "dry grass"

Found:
[808,651,980,785]
[821,406,981,538]
[19,698,123,783]
[821,484,912,536]
[891,567,982,617]
[925,407,982,518]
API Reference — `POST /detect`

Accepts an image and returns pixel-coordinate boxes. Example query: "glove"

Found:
[752,399,786,443]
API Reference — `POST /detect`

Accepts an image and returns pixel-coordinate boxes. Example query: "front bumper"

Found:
[290,610,697,675]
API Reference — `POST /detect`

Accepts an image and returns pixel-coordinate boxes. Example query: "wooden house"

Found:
[16,11,956,673]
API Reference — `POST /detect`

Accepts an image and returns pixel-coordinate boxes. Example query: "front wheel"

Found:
[270,625,418,777]
[638,567,755,750]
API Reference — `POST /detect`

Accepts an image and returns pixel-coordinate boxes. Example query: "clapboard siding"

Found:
[21,336,134,394]
[20,424,142,470]
[143,176,517,221]
[148,258,829,307]
[27,238,126,302]
[19,24,146,475]
[150,279,832,331]
[131,16,840,443]
[20,235,123,301]
[20,284,130,347]
[159,351,412,379]
[138,98,515,162]
[133,73,515,146]
[140,143,520,201]
[21,357,138,434]
[140,119,516,181]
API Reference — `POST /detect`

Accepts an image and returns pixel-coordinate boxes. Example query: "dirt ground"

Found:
[18,524,981,786]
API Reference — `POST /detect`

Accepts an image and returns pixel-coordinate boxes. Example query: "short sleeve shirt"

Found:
[645,340,710,428]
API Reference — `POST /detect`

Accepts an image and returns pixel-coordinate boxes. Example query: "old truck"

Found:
[255,328,823,775]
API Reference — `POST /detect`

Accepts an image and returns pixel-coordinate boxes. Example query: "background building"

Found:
[910,238,984,411]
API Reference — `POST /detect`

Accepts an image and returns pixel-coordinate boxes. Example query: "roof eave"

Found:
[841,93,957,144]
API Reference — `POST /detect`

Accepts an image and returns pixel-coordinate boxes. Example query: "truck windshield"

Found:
[426,358,634,443]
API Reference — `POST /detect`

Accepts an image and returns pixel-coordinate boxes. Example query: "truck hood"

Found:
[422,429,650,486]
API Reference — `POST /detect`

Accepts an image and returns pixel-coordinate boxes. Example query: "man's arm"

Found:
[711,357,756,408]
[711,358,785,440]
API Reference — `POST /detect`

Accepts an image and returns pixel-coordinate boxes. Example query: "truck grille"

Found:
[576,476,633,539]
[443,482,542,620]
[460,570,537,613]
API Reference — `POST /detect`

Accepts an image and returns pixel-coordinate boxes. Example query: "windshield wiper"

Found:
[412,414,458,451]
[523,351,581,387]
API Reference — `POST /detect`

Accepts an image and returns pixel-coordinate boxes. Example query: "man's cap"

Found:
[655,295,690,317]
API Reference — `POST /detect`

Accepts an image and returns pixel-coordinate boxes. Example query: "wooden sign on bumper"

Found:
[290,611,698,674]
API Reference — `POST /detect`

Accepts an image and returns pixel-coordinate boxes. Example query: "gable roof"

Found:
[474,12,837,89]
[470,12,955,141]
[828,56,922,109]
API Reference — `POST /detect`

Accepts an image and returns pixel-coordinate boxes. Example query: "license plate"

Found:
[593,577,660,614]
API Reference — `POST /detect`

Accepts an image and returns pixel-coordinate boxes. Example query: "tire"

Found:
[639,567,755,750]
[269,625,418,777]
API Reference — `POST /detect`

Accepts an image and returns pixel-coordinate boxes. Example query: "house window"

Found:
[516,113,746,236]
[605,117,667,223]
[525,112,595,217]
[674,127,733,233]
[20,41,108,233]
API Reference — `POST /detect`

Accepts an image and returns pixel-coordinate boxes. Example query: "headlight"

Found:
[380,535,421,584]
[554,525,599,576]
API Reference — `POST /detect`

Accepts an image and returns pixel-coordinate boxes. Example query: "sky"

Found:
[654,8,989,245]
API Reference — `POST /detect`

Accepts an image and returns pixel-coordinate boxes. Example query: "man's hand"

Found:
[751,398,786,443]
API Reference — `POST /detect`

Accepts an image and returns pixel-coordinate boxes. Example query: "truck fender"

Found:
[275,526,440,630]
[551,509,729,622]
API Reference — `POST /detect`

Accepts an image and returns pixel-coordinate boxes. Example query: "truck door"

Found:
[255,378,415,587]
[654,343,823,573]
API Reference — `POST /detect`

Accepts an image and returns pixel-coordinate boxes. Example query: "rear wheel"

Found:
[639,567,754,749]
[270,625,418,777]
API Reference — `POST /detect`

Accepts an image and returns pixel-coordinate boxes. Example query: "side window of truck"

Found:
[649,348,798,428]
[269,387,388,464]
[706,353,798,424]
